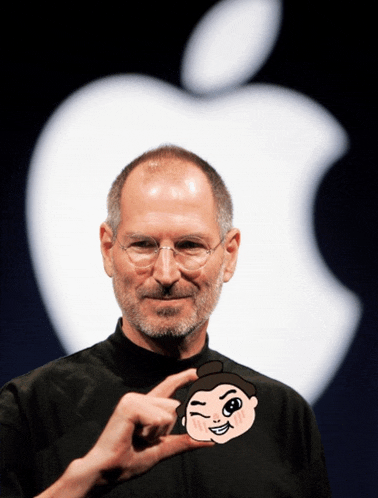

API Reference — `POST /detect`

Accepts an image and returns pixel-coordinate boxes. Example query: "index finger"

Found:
[148,369,198,398]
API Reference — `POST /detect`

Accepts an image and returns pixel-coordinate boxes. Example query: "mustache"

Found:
[138,285,196,300]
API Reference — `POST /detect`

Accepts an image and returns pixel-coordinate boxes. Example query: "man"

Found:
[0,145,331,497]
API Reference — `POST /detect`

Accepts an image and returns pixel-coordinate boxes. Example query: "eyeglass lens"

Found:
[122,235,211,270]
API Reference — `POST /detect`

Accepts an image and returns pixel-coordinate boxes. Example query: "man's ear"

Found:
[223,228,241,283]
[100,222,115,277]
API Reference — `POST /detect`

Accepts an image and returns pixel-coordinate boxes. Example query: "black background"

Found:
[1,2,377,496]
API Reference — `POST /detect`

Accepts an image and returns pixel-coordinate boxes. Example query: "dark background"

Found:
[1,2,377,496]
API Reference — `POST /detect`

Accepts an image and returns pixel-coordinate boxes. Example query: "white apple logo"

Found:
[26,0,360,404]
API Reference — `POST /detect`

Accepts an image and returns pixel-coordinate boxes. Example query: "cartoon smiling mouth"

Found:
[209,421,233,436]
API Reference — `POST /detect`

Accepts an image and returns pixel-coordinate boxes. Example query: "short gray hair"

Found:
[106,145,233,238]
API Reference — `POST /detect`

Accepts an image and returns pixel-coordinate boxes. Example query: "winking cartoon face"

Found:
[182,383,258,444]
[177,361,258,444]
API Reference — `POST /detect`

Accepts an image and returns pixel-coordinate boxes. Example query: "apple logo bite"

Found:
[26,0,360,404]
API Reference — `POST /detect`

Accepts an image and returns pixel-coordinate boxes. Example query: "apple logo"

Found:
[26,0,360,404]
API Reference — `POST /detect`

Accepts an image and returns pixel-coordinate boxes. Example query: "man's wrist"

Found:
[69,455,107,488]
[34,457,102,497]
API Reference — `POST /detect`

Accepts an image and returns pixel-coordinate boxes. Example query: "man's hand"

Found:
[36,369,212,497]
[82,368,212,485]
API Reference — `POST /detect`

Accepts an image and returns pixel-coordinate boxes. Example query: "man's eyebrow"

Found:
[190,400,206,406]
[122,232,148,239]
[219,389,237,400]
[123,232,210,241]
[178,232,209,239]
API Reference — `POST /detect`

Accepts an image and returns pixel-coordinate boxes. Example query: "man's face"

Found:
[182,383,258,444]
[101,158,239,344]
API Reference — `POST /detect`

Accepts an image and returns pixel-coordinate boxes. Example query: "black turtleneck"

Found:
[98,318,214,387]
[0,320,331,497]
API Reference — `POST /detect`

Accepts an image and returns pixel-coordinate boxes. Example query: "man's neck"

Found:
[121,320,208,359]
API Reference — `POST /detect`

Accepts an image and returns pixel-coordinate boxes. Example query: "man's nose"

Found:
[152,246,181,287]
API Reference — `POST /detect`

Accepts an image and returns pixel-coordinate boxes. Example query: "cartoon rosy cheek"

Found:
[233,411,240,426]
[234,408,246,426]
[190,417,208,432]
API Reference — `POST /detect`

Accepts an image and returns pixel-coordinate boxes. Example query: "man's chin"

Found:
[138,322,197,340]
[155,306,182,318]
[119,297,209,341]
[133,312,201,340]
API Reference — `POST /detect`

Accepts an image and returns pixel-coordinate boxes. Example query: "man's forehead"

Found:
[117,157,220,234]
[120,158,216,208]
[128,157,209,185]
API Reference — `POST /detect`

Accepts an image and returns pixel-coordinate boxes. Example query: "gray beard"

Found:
[130,307,201,339]
[112,268,224,340]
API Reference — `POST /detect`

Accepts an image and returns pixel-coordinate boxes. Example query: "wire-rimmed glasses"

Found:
[117,234,224,271]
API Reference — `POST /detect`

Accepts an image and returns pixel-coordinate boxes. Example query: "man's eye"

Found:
[222,397,242,417]
[129,240,156,250]
[176,240,205,252]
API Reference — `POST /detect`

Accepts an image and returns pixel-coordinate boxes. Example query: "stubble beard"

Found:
[112,268,225,340]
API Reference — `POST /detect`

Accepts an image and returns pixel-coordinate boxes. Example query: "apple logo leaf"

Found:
[181,0,282,94]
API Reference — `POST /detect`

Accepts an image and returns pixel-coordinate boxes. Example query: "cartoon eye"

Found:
[189,412,210,418]
[222,397,242,417]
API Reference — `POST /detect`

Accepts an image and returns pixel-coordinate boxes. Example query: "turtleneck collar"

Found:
[101,319,212,389]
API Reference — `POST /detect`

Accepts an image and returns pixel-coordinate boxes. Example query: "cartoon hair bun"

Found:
[197,360,223,378]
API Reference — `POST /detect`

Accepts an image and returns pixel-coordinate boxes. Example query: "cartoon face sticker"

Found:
[177,361,258,444]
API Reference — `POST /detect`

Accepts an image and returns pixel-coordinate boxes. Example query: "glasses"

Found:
[116,234,224,271]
